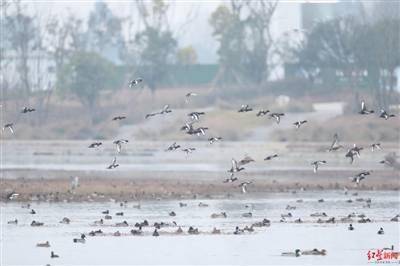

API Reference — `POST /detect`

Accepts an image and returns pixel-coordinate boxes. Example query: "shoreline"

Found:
[2,175,399,203]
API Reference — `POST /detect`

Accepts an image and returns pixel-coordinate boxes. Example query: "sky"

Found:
[26,0,303,64]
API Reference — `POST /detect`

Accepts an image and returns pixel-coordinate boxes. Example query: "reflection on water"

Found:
[2,191,399,265]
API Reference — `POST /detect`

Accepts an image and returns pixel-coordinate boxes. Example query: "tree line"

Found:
[1,0,399,111]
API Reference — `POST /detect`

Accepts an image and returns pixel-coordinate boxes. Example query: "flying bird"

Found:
[223,176,238,183]
[293,120,307,129]
[3,123,14,134]
[350,171,371,185]
[370,143,382,152]
[112,116,126,121]
[113,139,128,153]
[185,92,197,103]
[327,133,343,152]
[379,109,395,120]
[21,107,35,113]
[256,109,270,117]
[228,159,245,174]
[269,113,285,124]
[188,127,208,136]
[88,142,102,148]
[359,101,374,115]
[311,160,327,173]
[238,155,255,166]
[208,137,222,144]
[264,154,278,161]
[188,112,205,121]
[238,105,253,113]
[165,142,181,151]
[107,157,119,169]
[182,147,196,155]
[145,105,172,119]
[7,192,19,200]
[128,78,143,88]
[239,182,252,194]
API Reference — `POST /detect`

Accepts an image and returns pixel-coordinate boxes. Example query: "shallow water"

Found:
[1,191,399,265]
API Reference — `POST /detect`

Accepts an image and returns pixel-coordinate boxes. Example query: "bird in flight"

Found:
[350,171,371,185]
[228,159,245,174]
[370,143,382,152]
[269,113,285,124]
[112,116,126,121]
[21,107,35,113]
[165,142,181,151]
[128,78,143,88]
[107,157,119,169]
[264,154,278,161]
[256,109,270,117]
[145,105,172,119]
[293,120,307,129]
[239,182,252,194]
[311,160,327,173]
[188,112,205,121]
[3,123,14,134]
[238,105,253,113]
[113,139,128,153]
[208,137,222,144]
[359,101,374,115]
[88,142,102,148]
[182,147,196,155]
[238,155,255,166]
[185,92,197,103]
[379,109,395,120]
[327,133,343,152]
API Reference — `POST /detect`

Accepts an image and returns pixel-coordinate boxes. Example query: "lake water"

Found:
[1,191,399,265]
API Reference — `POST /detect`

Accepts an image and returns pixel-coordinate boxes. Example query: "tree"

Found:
[57,52,120,122]
[2,0,37,96]
[87,1,125,63]
[133,0,177,92]
[210,0,278,85]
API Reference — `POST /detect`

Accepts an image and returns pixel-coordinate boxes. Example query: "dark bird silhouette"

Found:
[293,120,307,129]
[21,107,35,113]
[145,105,172,119]
[88,142,102,148]
[238,105,253,113]
[208,137,222,144]
[256,109,270,117]
[107,157,119,169]
[165,142,181,151]
[264,154,278,161]
[112,116,126,121]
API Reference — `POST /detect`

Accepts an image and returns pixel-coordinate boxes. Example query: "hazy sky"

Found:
[27,0,304,63]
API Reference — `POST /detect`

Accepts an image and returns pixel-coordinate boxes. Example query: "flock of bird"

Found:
[3,77,399,261]
[2,76,397,194]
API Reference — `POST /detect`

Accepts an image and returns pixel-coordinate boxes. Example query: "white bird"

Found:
[311,160,327,173]
[228,159,245,174]
[3,123,14,134]
[239,182,252,194]
[359,100,374,115]
[113,139,128,153]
